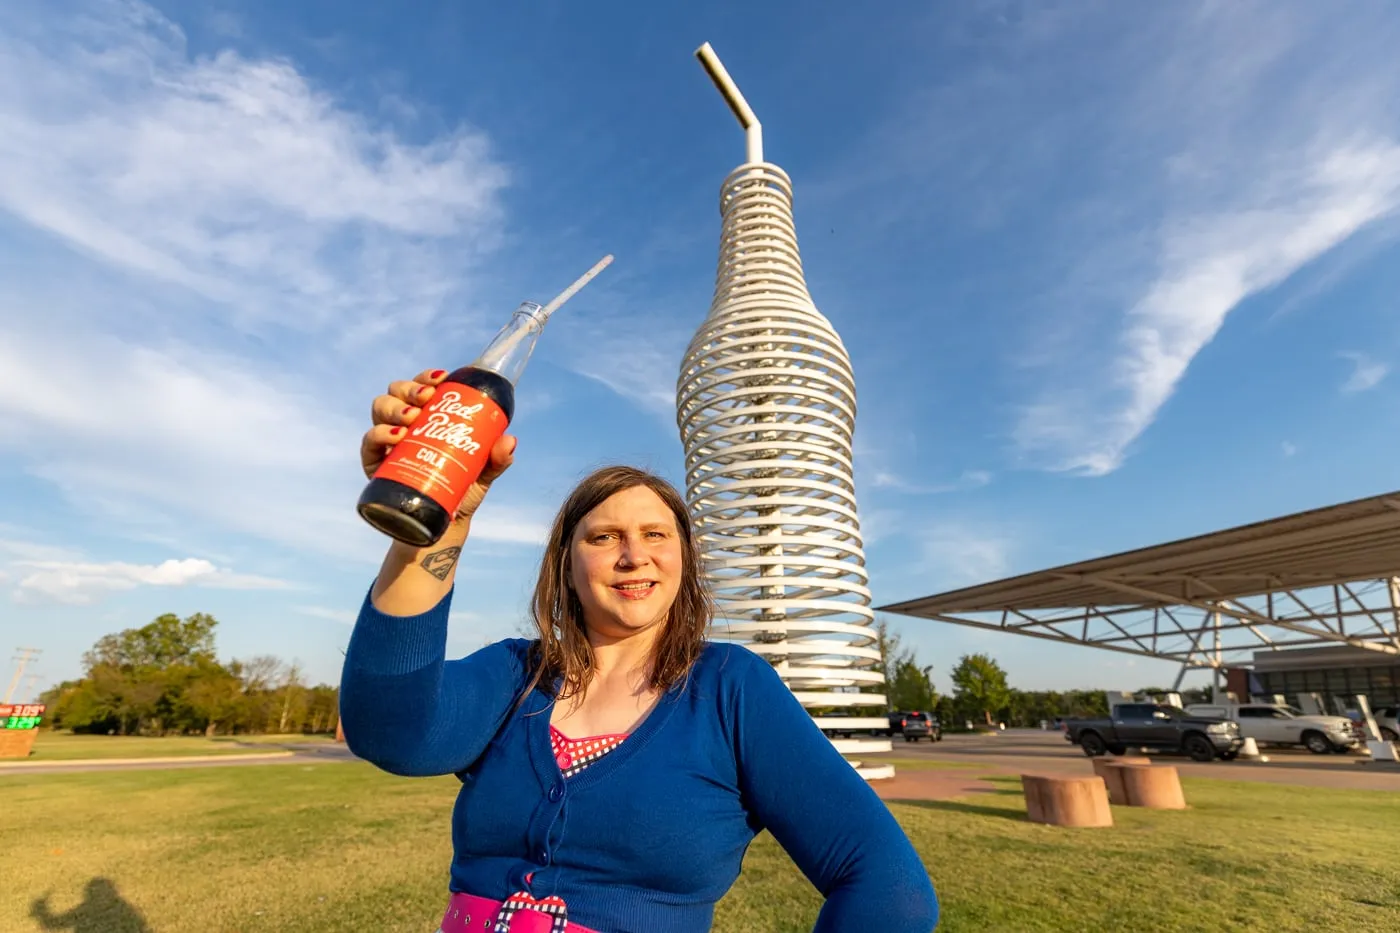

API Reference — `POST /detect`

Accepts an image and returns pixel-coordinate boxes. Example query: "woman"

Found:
[341,369,939,933]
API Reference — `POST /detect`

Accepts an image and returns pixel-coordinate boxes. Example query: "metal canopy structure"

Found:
[879,491,1400,686]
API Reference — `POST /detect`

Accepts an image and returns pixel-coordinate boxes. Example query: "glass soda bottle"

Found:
[357,256,612,546]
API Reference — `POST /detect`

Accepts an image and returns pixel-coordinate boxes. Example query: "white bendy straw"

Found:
[540,254,614,320]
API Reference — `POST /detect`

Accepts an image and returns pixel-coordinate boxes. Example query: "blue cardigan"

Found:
[340,589,938,932]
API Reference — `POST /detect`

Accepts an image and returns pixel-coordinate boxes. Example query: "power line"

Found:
[3,648,41,705]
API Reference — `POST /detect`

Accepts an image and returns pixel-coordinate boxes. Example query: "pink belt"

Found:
[439,891,600,933]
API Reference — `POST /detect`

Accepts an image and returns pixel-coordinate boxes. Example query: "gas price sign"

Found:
[0,704,45,730]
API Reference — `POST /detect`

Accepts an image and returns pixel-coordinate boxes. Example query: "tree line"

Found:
[871,619,1209,730]
[40,612,1206,737]
[40,612,339,736]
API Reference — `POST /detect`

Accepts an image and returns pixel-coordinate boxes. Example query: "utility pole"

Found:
[3,648,41,705]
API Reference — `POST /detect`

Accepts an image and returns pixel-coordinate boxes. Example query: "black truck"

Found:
[1064,703,1243,762]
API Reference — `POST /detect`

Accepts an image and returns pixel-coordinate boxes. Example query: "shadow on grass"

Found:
[30,878,151,933]
[889,798,1028,823]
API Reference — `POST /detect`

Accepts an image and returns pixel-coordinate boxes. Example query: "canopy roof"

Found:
[879,491,1400,667]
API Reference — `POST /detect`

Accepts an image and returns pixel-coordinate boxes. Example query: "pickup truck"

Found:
[1185,703,1360,754]
[1064,703,1243,762]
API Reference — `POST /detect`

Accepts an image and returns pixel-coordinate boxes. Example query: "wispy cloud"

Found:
[821,3,1400,477]
[12,556,290,605]
[1004,4,1400,474]
[870,469,991,495]
[0,0,507,343]
[1015,142,1400,476]
[0,531,83,564]
[1281,441,1298,458]
[1338,351,1390,394]
[0,1,546,558]
[296,605,357,625]
[571,335,684,418]
[916,524,1016,590]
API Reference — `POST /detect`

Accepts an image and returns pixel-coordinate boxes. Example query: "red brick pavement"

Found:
[871,769,1001,801]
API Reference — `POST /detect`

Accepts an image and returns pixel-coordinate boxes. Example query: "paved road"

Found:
[0,742,360,776]
[894,729,1400,791]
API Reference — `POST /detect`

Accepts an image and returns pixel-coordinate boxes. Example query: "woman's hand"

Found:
[360,368,518,526]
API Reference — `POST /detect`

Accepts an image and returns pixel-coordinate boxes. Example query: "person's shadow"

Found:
[30,878,151,933]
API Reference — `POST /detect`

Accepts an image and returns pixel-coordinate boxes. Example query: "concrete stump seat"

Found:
[1092,756,1151,805]
[1020,774,1113,827]
[1121,764,1187,809]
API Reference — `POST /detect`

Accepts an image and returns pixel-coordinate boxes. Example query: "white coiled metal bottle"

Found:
[678,44,891,778]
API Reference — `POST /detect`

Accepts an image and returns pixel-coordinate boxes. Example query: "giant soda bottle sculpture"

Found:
[678,44,890,777]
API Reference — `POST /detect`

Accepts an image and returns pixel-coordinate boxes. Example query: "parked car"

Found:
[1064,703,1242,762]
[890,710,942,742]
[1185,703,1360,754]
[1374,706,1398,743]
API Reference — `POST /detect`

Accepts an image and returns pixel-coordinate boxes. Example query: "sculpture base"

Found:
[852,762,896,781]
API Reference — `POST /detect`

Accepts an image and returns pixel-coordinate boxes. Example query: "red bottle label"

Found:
[372,382,508,515]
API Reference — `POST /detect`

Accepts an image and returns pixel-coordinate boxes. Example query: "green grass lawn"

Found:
[217,734,336,746]
[14,733,320,761]
[2,763,1397,932]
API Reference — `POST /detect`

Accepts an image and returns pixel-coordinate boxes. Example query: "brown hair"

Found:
[522,465,714,703]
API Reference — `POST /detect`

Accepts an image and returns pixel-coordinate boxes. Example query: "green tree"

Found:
[304,686,340,735]
[869,616,940,712]
[865,617,903,698]
[49,612,341,736]
[183,661,245,736]
[276,662,307,734]
[889,659,937,712]
[84,612,218,670]
[951,653,1011,726]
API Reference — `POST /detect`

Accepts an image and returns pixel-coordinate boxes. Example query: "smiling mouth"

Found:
[611,581,658,600]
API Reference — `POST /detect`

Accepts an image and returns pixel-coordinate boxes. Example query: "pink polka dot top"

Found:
[549,725,628,779]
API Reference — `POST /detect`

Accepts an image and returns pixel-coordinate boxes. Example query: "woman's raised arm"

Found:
[339,368,523,776]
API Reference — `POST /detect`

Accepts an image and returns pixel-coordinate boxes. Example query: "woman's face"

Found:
[569,485,685,642]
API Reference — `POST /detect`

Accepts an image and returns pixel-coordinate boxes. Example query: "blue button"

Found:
[539,850,550,864]
[548,784,564,802]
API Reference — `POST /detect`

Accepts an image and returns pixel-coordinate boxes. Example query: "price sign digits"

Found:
[0,704,44,729]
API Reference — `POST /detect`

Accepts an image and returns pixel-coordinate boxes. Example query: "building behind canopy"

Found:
[879,491,1400,709]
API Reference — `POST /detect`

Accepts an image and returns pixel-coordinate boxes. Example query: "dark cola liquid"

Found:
[357,366,515,547]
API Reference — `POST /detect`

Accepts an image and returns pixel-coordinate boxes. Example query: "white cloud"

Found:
[13,557,290,605]
[0,328,550,558]
[296,605,357,624]
[0,532,83,564]
[571,337,683,418]
[0,0,507,342]
[1017,141,1400,476]
[1338,351,1390,394]
[0,327,368,555]
[821,4,1400,477]
[870,469,992,495]
[916,524,1016,589]
[0,1,547,559]
[469,506,552,546]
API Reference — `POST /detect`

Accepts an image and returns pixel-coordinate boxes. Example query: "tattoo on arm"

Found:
[420,546,462,581]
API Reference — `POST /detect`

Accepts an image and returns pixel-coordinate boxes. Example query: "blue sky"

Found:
[2,0,1399,700]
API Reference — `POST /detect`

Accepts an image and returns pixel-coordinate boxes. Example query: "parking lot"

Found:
[892,728,1400,791]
